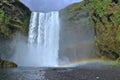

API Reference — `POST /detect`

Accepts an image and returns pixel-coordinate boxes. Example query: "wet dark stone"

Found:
[0,66,120,80]
[112,0,118,4]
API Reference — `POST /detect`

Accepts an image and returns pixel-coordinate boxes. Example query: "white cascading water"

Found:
[28,11,60,67]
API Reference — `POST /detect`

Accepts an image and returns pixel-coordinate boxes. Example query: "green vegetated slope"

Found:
[59,1,95,61]
[88,0,120,61]
[0,0,31,40]
[0,0,31,67]
[60,1,86,24]
[61,0,120,61]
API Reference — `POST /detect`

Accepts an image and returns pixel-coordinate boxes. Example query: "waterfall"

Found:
[28,11,60,67]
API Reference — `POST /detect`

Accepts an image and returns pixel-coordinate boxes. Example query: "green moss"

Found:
[0,0,31,40]
[0,0,31,61]
[0,9,4,22]
[113,8,120,24]
[0,59,17,68]
[61,0,120,61]
[66,1,85,10]
[88,0,111,17]
[60,1,88,24]
[87,0,120,60]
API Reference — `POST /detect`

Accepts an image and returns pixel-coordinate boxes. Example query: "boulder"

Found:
[0,58,17,68]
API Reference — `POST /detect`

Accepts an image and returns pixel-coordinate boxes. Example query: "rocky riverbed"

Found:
[0,64,120,80]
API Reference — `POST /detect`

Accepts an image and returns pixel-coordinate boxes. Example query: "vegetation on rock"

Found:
[88,0,120,60]
[0,0,31,66]
[61,0,120,61]
[0,0,31,40]
[60,1,87,24]
[0,58,17,68]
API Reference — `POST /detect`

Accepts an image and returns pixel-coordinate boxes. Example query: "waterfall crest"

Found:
[27,11,60,67]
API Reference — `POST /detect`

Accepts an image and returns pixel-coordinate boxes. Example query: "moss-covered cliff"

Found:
[0,0,31,40]
[60,1,86,24]
[60,0,120,61]
[0,0,31,67]
[59,1,95,62]
[88,0,120,60]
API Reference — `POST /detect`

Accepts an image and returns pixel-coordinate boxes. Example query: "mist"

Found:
[9,33,48,66]
[9,31,70,67]
[9,33,29,66]
[20,0,83,12]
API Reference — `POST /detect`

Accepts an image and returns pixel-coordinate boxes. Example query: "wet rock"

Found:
[0,58,17,68]
[0,0,31,40]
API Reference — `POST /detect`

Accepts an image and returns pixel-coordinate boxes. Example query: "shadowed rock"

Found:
[0,58,17,68]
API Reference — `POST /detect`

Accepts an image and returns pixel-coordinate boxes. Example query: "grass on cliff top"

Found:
[60,1,86,24]
[66,1,85,10]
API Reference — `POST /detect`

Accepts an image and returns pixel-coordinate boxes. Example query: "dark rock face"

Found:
[59,0,120,62]
[0,0,31,62]
[59,2,95,64]
[0,0,31,39]
[0,58,17,68]
[112,0,119,4]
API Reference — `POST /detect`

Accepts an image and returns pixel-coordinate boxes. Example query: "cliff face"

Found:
[59,2,95,63]
[0,0,31,60]
[59,0,120,62]
[88,0,120,60]
[0,0,31,40]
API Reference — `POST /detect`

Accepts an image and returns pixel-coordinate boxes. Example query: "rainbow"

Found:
[59,58,119,67]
